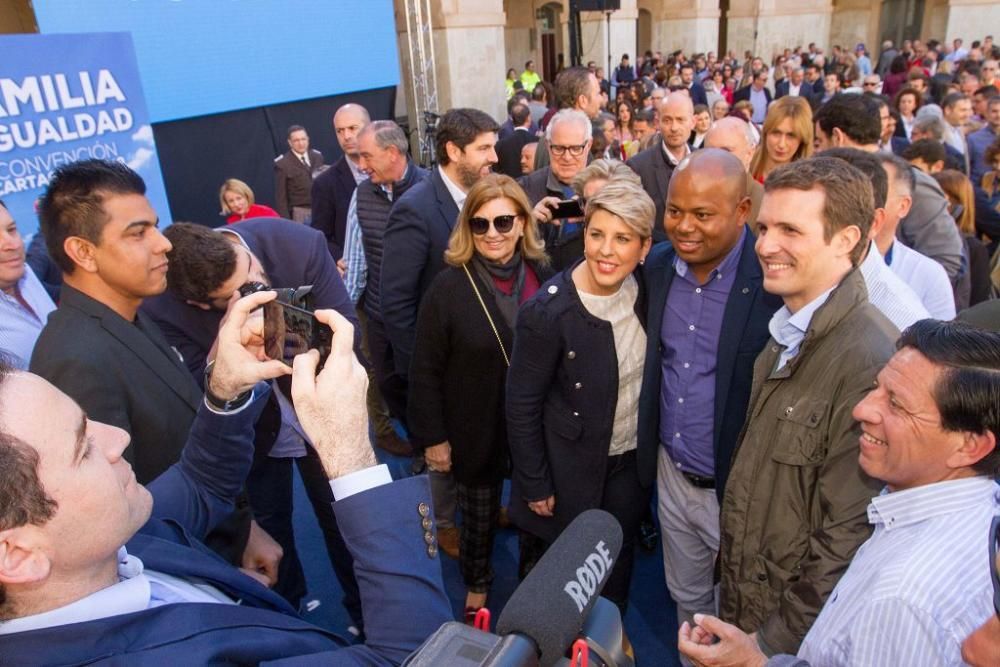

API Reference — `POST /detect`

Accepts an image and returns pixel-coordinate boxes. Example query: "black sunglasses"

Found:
[991,514,999,618]
[469,214,517,235]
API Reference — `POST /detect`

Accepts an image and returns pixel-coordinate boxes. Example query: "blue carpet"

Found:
[291,441,681,665]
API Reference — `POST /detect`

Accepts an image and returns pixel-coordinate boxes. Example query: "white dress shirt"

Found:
[885,241,956,320]
[767,285,835,371]
[798,477,999,666]
[438,165,467,210]
[859,240,930,331]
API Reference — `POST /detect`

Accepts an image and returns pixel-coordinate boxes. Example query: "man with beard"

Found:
[381,108,498,555]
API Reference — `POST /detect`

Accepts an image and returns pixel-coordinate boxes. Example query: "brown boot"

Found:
[437,526,461,559]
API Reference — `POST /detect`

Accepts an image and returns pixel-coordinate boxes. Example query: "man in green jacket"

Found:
[717,156,898,656]
[519,60,541,94]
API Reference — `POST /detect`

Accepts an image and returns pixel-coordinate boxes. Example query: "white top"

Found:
[798,477,999,666]
[885,241,956,320]
[858,241,931,332]
[577,275,645,456]
[438,165,467,210]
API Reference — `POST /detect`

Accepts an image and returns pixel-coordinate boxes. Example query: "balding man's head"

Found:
[664,148,751,282]
[659,91,695,152]
[704,117,757,170]
[333,103,371,156]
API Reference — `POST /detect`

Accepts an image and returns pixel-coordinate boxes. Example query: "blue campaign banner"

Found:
[0,32,172,239]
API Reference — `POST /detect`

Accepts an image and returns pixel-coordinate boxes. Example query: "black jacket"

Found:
[506,264,648,542]
[635,230,781,500]
[310,155,358,259]
[495,128,535,178]
[626,143,675,244]
[408,260,553,485]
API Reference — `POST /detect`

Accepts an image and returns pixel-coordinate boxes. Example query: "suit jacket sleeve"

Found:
[380,195,430,377]
[148,388,270,540]
[898,176,964,281]
[505,298,560,501]
[311,172,341,258]
[274,160,290,219]
[757,366,883,655]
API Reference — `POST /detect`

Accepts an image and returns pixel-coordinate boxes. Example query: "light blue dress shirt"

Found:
[0,264,56,369]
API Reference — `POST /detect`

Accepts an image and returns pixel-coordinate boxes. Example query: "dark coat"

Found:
[495,127,535,178]
[1,393,452,666]
[506,264,648,542]
[689,82,709,106]
[381,168,460,377]
[635,230,781,500]
[774,81,815,106]
[408,260,553,485]
[273,148,324,218]
[627,143,675,244]
[310,155,358,259]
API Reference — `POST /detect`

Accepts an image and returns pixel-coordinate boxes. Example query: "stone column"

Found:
[830,0,879,56]
[727,0,833,61]
[643,0,720,56]
[942,0,1000,43]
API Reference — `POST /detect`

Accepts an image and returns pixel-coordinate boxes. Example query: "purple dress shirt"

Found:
[659,228,746,477]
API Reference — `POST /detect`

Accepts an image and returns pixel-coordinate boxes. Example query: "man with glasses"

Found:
[678,319,1000,667]
[520,109,592,269]
[862,74,882,94]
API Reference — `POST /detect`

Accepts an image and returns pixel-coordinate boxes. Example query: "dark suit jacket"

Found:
[143,218,359,385]
[774,81,815,105]
[689,82,709,106]
[381,168,459,377]
[627,142,676,244]
[31,284,202,483]
[311,155,358,259]
[1,392,452,666]
[635,230,781,500]
[495,127,535,178]
[733,84,773,109]
[274,148,325,218]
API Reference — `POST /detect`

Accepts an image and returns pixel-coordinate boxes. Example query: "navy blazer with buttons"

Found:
[1,390,452,666]
[381,167,460,378]
[636,228,781,500]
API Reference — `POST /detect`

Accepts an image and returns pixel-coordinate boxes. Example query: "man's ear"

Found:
[63,236,99,274]
[831,127,848,147]
[869,208,887,241]
[949,430,997,472]
[836,224,863,260]
[184,300,212,311]
[0,527,51,588]
[445,140,463,165]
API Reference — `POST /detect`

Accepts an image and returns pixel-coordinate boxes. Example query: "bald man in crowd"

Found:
[638,149,782,634]
[311,103,371,260]
[628,91,696,242]
[703,117,764,223]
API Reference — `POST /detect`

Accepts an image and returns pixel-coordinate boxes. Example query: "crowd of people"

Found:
[1,31,1000,667]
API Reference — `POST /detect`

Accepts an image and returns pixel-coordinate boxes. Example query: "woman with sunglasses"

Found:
[408,173,551,621]
[506,177,653,617]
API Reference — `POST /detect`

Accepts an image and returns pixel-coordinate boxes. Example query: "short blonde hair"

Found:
[571,159,641,197]
[444,173,548,267]
[584,178,654,240]
[219,178,255,215]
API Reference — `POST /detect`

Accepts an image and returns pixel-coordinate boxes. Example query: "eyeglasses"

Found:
[864,81,880,87]
[469,214,517,235]
[549,143,588,158]
[990,514,999,618]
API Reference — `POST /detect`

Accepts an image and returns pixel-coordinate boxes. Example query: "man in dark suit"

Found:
[311,104,370,260]
[636,149,781,633]
[733,70,773,124]
[774,67,815,106]
[29,159,277,575]
[628,91,695,244]
[0,299,453,664]
[381,107,498,555]
[680,63,709,106]
[494,102,535,178]
[141,220,363,622]
[274,124,324,222]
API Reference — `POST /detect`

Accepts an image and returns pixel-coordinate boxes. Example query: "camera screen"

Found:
[264,301,331,368]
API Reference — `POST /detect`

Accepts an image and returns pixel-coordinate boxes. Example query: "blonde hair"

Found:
[444,173,548,267]
[750,96,814,180]
[584,178,654,239]
[219,178,256,215]
[571,158,641,197]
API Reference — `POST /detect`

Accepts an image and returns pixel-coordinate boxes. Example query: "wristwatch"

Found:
[203,360,252,412]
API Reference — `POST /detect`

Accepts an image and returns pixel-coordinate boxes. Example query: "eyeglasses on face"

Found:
[549,143,588,158]
[469,214,517,235]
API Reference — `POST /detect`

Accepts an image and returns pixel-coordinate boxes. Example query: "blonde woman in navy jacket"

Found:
[506,178,653,614]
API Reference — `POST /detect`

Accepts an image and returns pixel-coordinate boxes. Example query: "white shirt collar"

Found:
[438,165,467,210]
[661,141,690,166]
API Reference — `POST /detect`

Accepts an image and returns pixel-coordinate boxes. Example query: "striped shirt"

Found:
[343,189,367,304]
[858,240,929,333]
[797,476,999,667]
[0,264,56,369]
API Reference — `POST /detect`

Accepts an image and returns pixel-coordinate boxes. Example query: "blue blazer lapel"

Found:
[713,228,761,444]
[431,168,460,231]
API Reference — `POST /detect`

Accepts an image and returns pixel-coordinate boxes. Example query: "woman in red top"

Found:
[220,178,279,224]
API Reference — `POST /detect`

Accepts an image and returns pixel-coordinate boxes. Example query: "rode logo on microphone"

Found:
[563,541,614,613]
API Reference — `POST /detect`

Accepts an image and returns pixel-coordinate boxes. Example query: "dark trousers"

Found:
[518,449,647,615]
[246,446,363,628]
[364,313,409,425]
[456,481,504,594]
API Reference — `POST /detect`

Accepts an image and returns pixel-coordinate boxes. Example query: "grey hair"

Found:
[571,159,641,197]
[912,116,945,140]
[584,178,655,239]
[546,108,592,142]
[359,120,409,154]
